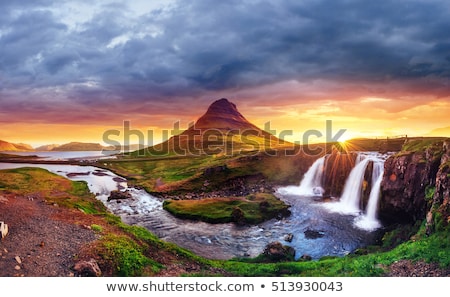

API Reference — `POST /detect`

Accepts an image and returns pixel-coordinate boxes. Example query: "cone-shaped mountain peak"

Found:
[135,98,291,157]
[193,98,258,130]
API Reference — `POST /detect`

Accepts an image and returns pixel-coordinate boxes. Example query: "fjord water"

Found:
[0,158,381,260]
[0,150,118,161]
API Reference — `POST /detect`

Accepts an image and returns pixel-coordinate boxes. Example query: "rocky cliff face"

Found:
[427,140,450,233]
[380,139,450,229]
[321,149,358,197]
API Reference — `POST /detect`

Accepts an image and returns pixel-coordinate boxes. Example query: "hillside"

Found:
[52,142,106,151]
[35,144,61,151]
[130,98,292,157]
[0,140,34,152]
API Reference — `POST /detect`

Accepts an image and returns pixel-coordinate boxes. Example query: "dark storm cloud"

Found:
[1,0,450,123]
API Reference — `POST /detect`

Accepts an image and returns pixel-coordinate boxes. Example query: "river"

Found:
[0,160,381,260]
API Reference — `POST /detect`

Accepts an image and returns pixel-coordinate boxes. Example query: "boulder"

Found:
[73,259,102,277]
[262,241,295,262]
[231,206,246,225]
[107,190,132,201]
[304,229,325,239]
[284,233,294,242]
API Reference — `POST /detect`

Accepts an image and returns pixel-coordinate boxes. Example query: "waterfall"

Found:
[278,151,387,231]
[354,161,384,230]
[338,157,371,214]
[298,156,326,196]
[277,156,326,196]
[324,152,386,231]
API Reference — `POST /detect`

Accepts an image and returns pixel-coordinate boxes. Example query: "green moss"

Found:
[381,223,421,250]
[97,234,162,276]
[402,138,444,152]
[425,185,436,202]
[91,224,103,233]
[163,193,290,224]
[0,167,107,213]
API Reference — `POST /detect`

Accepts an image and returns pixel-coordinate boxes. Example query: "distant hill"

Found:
[35,144,61,151]
[426,126,450,137]
[131,98,291,156]
[52,142,105,151]
[0,140,34,151]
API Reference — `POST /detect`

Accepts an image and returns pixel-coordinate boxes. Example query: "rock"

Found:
[231,207,246,225]
[284,233,294,242]
[304,229,325,239]
[380,139,448,224]
[73,259,102,277]
[204,165,228,176]
[0,221,8,239]
[299,254,312,261]
[262,241,295,262]
[15,256,22,264]
[107,190,132,201]
[14,265,21,270]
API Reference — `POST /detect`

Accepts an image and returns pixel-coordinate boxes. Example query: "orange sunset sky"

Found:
[1,1,449,147]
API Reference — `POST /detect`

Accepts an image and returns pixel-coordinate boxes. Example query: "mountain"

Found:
[0,140,34,151]
[426,126,450,137]
[52,142,105,151]
[133,98,291,156]
[35,144,61,151]
[193,98,260,130]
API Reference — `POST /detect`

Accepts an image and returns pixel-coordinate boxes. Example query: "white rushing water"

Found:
[277,156,326,196]
[323,152,387,231]
[354,161,384,231]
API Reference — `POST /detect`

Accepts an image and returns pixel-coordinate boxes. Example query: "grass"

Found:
[163,193,290,224]
[99,150,317,195]
[0,167,106,213]
[219,225,450,276]
[401,138,446,152]
[0,167,212,276]
[1,167,449,277]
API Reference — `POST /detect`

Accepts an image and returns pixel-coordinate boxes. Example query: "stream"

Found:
[0,162,381,260]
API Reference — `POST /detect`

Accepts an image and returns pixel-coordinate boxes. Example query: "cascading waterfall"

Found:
[279,151,387,231]
[277,156,326,196]
[322,152,386,231]
[338,157,372,214]
[354,160,384,230]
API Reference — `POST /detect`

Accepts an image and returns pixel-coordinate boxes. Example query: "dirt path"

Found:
[0,193,98,276]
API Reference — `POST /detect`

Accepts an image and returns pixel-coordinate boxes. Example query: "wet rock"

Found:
[284,233,294,242]
[73,259,102,277]
[66,172,91,177]
[107,190,132,201]
[304,229,325,239]
[299,254,312,261]
[262,241,295,262]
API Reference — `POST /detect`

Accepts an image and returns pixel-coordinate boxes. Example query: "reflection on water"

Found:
[0,150,118,161]
[0,162,381,260]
